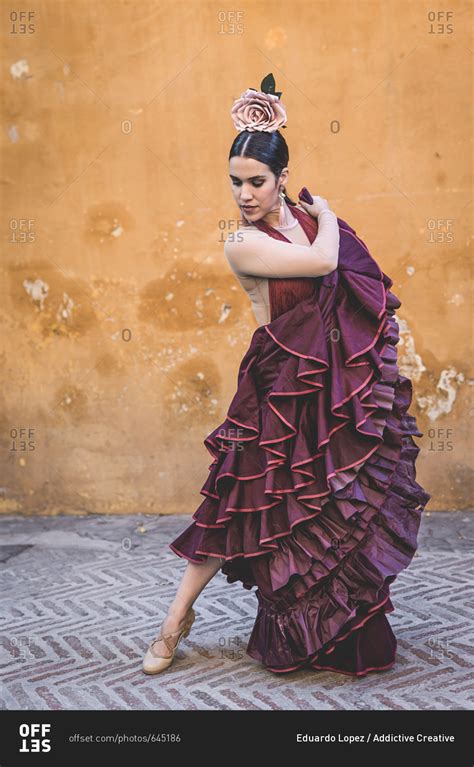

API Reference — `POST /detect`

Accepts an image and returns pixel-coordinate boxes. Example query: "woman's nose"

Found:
[240,188,254,202]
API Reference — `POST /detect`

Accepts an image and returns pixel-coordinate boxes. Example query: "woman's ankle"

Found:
[166,601,192,622]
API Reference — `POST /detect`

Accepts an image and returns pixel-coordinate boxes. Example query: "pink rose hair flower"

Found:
[230,73,287,133]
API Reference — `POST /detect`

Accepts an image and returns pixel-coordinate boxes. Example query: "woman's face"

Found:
[229,156,288,222]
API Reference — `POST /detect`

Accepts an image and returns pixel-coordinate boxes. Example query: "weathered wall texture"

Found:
[1,1,472,514]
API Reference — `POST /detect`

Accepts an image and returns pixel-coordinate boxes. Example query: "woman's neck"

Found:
[261,206,280,228]
[261,199,292,228]
[240,199,299,229]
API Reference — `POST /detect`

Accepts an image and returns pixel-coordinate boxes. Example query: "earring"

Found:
[278,187,287,227]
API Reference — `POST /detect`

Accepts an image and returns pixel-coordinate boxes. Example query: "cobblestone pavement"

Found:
[0,511,472,710]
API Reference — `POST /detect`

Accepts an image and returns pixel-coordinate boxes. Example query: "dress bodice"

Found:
[251,203,320,321]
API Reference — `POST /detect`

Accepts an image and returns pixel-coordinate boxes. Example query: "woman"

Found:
[143,74,431,677]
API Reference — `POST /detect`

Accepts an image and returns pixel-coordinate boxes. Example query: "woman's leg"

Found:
[169,555,224,615]
[150,555,224,657]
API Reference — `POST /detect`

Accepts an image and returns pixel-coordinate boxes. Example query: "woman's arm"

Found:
[224,209,340,279]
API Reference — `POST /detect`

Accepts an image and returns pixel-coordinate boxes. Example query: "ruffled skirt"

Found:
[169,222,431,676]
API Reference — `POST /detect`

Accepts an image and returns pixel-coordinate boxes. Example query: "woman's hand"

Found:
[298,188,331,217]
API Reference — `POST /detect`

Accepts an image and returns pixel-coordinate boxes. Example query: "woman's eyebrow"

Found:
[229,174,267,180]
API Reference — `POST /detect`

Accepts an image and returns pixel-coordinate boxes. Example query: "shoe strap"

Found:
[151,633,177,655]
[151,612,194,655]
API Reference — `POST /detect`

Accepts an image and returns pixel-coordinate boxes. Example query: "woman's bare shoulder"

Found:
[291,203,307,215]
[225,224,266,249]
[236,221,261,233]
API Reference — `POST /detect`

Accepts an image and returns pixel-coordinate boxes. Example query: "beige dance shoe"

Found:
[142,607,196,675]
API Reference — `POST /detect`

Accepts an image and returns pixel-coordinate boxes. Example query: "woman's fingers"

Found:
[298,194,330,216]
[298,186,313,204]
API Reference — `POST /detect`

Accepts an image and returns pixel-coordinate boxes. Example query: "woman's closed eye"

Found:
[232,180,264,187]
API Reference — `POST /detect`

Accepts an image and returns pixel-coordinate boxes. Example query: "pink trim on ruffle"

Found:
[226,415,259,434]
[261,594,395,674]
[169,210,430,675]
[308,659,396,677]
[345,315,386,363]
[196,548,270,560]
[265,326,329,368]
[168,543,206,564]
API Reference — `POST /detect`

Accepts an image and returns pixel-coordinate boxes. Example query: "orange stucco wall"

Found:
[1,1,472,514]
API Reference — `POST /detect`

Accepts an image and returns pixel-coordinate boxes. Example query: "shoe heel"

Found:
[142,608,196,675]
[183,611,195,638]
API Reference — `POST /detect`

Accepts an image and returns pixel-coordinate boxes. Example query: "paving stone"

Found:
[0,511,472,710]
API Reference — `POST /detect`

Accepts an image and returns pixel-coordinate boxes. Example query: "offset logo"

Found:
[19,723,52,753]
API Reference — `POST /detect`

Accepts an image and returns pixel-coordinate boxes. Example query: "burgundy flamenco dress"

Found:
[169,204,431,676]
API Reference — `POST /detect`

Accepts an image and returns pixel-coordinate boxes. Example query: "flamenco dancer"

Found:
[143,74,431,677]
